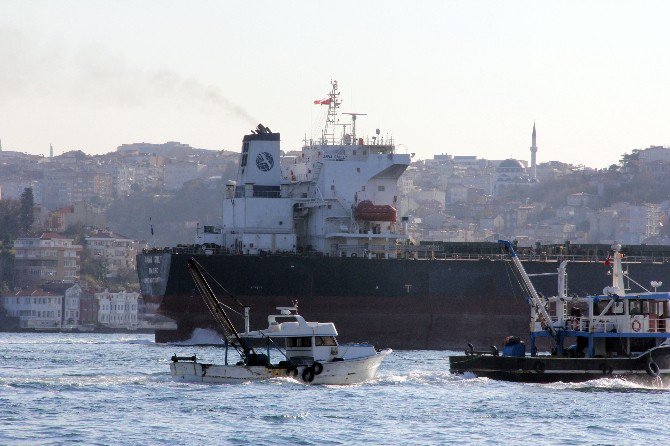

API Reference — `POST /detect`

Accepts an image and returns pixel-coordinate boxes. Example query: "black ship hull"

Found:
[138,251,670,350]
[448,345,670,383]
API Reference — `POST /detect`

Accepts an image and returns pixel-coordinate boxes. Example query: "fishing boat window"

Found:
[285,337,312,348]
[315,336,337,346]
[629,300,643,315]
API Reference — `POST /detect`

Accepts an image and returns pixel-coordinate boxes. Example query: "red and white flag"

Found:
[314,98,332,105]
[604,254,611,267]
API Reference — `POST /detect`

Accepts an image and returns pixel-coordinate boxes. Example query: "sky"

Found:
[1,0,669,167]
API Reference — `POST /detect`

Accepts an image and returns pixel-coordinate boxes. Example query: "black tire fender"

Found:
[599,363,613,375]
[313,362,324,375]
[302,366,315,383]
[646,361,660,377]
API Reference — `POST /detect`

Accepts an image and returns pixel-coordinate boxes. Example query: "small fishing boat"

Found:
[449,240,670,383]
[170,258,391,384]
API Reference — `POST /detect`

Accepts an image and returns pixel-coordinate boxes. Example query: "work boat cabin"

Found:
[529,244,670,358]
[242,306,378,364]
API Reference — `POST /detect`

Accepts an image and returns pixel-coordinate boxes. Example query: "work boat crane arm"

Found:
[186,258,251,357]
[498,240,557,338]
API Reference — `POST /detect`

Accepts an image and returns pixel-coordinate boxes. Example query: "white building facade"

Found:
[2,289,62,329]
[95,290,139,329]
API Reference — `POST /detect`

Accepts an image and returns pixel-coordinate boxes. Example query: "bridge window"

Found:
[629,300,642,315]
[315,336,337,346]
[285,337,312,348]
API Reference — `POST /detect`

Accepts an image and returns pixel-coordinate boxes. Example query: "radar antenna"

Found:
[342,112,367,143]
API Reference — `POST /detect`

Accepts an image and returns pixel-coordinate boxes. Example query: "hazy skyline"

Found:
[1,1,669,167]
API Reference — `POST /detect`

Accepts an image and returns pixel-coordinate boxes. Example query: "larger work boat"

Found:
[449,240,670,383]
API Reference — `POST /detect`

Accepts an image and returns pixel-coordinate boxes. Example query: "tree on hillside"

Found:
[0,200,20,244]
[19,188,34,233]
[619,149,641,172]
[63,222,88,245]
[79,246,106,286]
[105,178,227,246]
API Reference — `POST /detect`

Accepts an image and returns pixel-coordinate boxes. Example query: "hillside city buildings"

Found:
[0,141,227,331]
[2,132,670,330]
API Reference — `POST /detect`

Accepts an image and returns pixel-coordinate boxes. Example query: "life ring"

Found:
[631,319,642,333]
[302,366,315,383]
[571,319,580,331]
[313,362,324,375]
[646,361,660,377]
[532,361,546,374]
[599,363,613,375]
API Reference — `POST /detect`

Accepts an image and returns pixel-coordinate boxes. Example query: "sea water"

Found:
[0,333,668,445]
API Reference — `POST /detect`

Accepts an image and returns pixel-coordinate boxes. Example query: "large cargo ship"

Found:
[137,81,670,349]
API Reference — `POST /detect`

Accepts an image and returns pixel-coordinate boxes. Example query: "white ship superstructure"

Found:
[200,81,411,258]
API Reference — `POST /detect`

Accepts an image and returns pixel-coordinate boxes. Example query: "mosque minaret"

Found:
[530,122,537,180]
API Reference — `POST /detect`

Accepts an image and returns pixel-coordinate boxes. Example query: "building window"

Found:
[378,186,385,192]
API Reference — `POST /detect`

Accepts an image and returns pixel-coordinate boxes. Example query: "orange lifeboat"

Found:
[354,200,397,222]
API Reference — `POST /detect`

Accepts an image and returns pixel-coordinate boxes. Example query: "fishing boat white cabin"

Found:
[170,259,391,384]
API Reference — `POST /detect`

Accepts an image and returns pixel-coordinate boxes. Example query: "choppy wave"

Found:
[1,332,669,445]
[172,328,225,345]
[543,376,670,392]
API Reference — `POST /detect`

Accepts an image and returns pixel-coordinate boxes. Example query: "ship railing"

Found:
[587,319,616,333]
[252,190,281,198]
[141,246,670,263]
[417,251,670,263]
[648,318,670,333]
[561,316,670,334]
[334,244,393,252]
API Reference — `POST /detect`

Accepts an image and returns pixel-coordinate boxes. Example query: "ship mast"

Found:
[322,80,342,145]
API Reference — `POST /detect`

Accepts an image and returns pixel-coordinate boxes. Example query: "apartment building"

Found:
[85,231,137,277]
[13,233,82,286]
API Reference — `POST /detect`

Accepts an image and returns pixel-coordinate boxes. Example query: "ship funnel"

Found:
[254,124,272,134]
[238,126,282,188]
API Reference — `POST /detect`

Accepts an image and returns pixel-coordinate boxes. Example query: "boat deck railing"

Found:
[539,316,670,333]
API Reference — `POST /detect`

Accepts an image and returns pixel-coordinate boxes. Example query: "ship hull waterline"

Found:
[170,350,391,385]
[448,345,670,384]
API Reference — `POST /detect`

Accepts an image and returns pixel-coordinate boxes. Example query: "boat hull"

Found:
[139,251,670,349]
[449,345,670,383]
[170,350,391,385]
